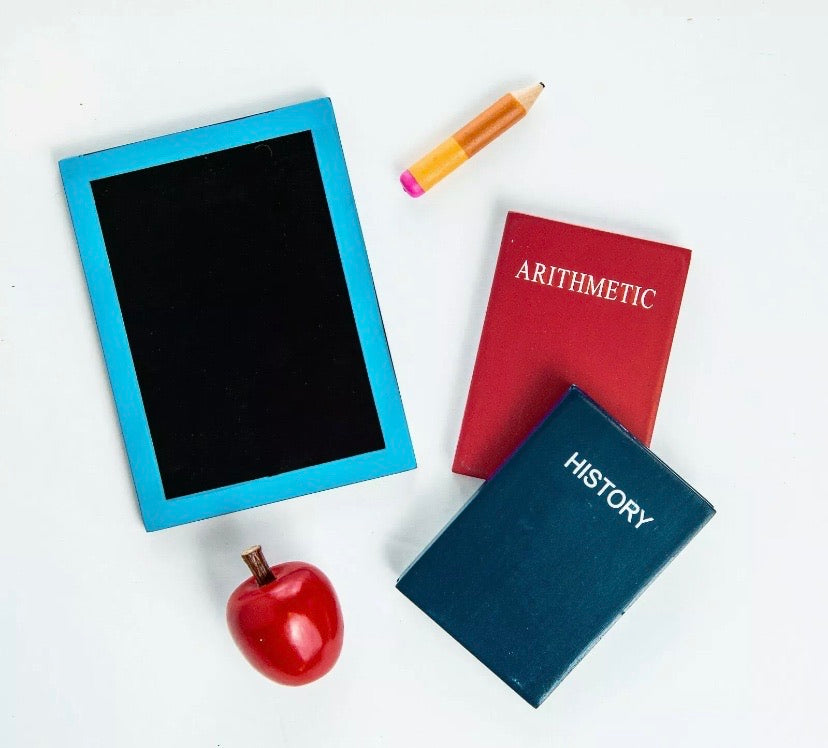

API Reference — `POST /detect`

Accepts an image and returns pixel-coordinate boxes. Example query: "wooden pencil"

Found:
[400,82,545,197]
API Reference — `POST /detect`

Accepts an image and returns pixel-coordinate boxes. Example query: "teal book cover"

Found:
[397,386,715,707]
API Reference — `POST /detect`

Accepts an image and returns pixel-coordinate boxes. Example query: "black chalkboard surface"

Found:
[90,130,384,499]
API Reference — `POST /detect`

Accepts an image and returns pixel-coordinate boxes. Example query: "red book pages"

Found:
[453,212,691,479]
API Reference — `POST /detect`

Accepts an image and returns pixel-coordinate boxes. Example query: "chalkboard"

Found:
[60,100,414,528]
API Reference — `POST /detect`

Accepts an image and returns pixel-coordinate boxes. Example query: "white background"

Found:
[3,3,827,746]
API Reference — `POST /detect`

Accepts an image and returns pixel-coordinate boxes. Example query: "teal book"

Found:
[397,386,715,707]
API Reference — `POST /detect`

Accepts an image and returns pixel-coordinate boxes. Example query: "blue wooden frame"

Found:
[59,98,416,531]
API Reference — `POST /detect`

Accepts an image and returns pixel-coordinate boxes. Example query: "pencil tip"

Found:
[539,82,545,88]
[514,82,545,110]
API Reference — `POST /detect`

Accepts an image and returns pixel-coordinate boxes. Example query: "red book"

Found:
[453,212,691,479]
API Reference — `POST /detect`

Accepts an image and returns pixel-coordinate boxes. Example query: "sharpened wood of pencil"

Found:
[400,82,545,197]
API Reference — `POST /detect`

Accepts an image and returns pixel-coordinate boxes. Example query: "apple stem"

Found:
[241,545,276,586]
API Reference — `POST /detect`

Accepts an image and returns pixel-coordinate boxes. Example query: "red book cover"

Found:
[453,212,691,479]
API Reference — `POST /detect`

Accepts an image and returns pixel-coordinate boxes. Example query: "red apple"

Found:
[226,545,344,685]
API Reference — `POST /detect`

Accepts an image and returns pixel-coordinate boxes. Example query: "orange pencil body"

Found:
[401,83,544,197]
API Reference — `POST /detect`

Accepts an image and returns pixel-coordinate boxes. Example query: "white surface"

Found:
[3,4,828,746]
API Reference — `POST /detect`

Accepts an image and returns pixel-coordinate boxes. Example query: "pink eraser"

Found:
[400,170,425,198]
